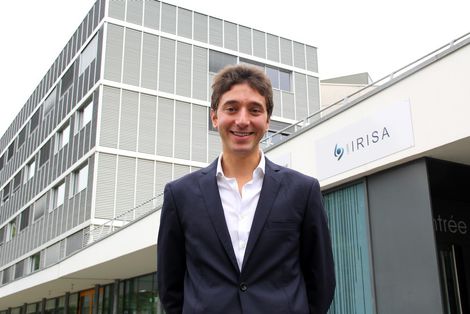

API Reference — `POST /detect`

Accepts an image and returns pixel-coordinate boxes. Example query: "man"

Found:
[157,64,335,314]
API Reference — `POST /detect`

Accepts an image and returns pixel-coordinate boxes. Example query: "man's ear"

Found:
[210,109,218,129]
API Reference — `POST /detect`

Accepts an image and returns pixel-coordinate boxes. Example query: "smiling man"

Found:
[157,64,335,314]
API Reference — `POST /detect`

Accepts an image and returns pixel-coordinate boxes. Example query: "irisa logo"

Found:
[333,127,391,161]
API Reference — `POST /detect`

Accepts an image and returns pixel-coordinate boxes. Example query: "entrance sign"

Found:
[315,100,414,180]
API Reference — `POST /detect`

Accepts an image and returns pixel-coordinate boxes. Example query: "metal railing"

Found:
[82,192,164,247]
[261,31,470,149]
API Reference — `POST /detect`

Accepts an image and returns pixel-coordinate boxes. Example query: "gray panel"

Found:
[253,30,266,59]
[294,72,307,119]
[126,0,143,25]
[208,132,221,161]
[224,21,238,51]
[135,158,154,215]
[161,3,176,34]
[293,42,306,69]
[95,153,116,219]
[119,90,139,151]
[367,160,444,314]
[173,164,190,180]
[209,17,223,47]
[177,8,192,39]
[156,97,174,157]
[266,34,280,62]
[155,161,172,197]
[100,86,121,148]
[123,28,142,86]
[176,42,192,97]
[143,0,160,30]
[272,89,281,117]
[281,91,295,120]
[158,38,175,93]
[138,93,157,155]
[307,75,320,118]
[115,156,136,218]
[141,33,159,90]
[174,101,191,160]
[104,24,124,82]
[193,12,208,43]
[192,46,208,101]
[306,45,318,73]
[280,38,293,66]
[108,0,126,20]
[191,105,207,163]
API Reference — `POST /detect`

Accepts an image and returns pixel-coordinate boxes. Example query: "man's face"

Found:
[211,83,269,159]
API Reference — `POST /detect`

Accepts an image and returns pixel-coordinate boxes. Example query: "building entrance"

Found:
[428,159,470,314]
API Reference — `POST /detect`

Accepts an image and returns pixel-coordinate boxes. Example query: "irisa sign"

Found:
[315,100,414,180]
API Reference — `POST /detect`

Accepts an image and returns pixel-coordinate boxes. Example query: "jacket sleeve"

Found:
[300,179,336,313]
[157,183,186,314]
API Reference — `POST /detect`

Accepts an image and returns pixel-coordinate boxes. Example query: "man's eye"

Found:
[225,107,236,112]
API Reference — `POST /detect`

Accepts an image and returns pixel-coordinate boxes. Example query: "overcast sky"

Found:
[1,0,469,136]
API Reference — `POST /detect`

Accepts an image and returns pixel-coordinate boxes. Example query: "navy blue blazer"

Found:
[157,158,335,314]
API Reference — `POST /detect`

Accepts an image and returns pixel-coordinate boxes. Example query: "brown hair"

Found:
[211,64,273,119]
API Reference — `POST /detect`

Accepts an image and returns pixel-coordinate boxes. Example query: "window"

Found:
[2,182,10,203]
[79,35,98,75]
[17,126,27,148]
[33,194,47,222]
[7,218,17,241]
[55,124,70,152]
[279,70,291,91]
[14,260,24,279]
[43,87,57,114]
[24,160,36,183]
[61,64,74,95]
[266,66,279,89]
[0,154,4,171]
[53,182,66,209]
[19,207,30,231]
[0,227,5,246]
[39,141,51,167]
[30,253,41,273]
[30,109,40,132]
[2,266,11,284]
[13,171,22,192]
[76,101,93,133]
[73,164,89,194]
[209,50,237,73]
[7,141,15,162]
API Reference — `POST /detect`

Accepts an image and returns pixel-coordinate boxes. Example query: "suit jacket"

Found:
[157,158,335,314]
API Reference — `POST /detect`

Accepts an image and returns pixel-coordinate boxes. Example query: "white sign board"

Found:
[315,100,414,180]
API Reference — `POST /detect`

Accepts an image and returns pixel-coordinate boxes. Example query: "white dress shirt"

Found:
[216,152,265,270]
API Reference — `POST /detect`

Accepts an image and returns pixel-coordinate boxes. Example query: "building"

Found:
[0,0,320,312]
[265,32,470,313]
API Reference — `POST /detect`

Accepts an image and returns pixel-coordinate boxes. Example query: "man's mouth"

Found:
[231,131,253,137]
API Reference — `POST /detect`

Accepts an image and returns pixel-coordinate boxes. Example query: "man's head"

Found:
[211,64,273,121]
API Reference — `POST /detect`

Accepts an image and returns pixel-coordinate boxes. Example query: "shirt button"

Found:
[239,282,247,292]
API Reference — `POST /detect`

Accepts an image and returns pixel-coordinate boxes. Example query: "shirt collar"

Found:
[216,151,266,178]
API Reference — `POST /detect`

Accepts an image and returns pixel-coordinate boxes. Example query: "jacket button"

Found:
[239,282,247,292]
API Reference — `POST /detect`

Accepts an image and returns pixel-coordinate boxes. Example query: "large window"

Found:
[241,58,292,92]
[209,50,237,73]
[56,124,70,152]
[79,35,98,75]
[24,160,36,183]
[39,141,51,167]
[19,207,31,231]
[76,101,93,133]
[33,194,47,222]
[323,182,374,314]
[53,181,66,209]
[72,164,89,195]
[30,109,40,133]
[61,64,74,95]
[43,87,57,115]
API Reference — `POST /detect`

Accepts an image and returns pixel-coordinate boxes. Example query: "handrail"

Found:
[261,31,470,148]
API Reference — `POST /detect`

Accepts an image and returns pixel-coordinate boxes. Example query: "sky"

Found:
[1,0,469,136]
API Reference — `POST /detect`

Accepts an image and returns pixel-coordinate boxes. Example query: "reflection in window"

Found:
[209,50,237,73]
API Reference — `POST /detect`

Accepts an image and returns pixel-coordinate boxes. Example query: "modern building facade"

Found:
[0,0,320,312]
[265,32,470,313]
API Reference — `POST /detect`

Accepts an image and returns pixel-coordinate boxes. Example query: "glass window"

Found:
[19,207,30,231]
[0,154,4,171]
[0,227,5,246]
[30,253,41,273]
[45,298,57,313]
[2,182,10,203]
[17,126,27,148]
[209,50,237,73]
[7,141,15,162]
[76,101,93,133]
[39,141,51,167]
[61,64,74,95]
[7,218,17,241]
[74,164,89,194]
[24,160,36,183]
[68,293,79,314]
[14,260,24,279]
[266,66,279,89]
[279,70,291,91]
[13,171,22,192]
[79,35,98,75]
[26,302,38,314]
[53,182,66,209]
[30,109,40,132]
[56,124,70,152]
[2,266,11,284]
[43,87,57,114]
[33,194,47,222]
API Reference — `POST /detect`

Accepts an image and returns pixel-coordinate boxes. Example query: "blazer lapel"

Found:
[199,159,240,274]
[242,158,282,270]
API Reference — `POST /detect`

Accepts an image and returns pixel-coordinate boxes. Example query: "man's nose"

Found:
[236,108,250,126]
